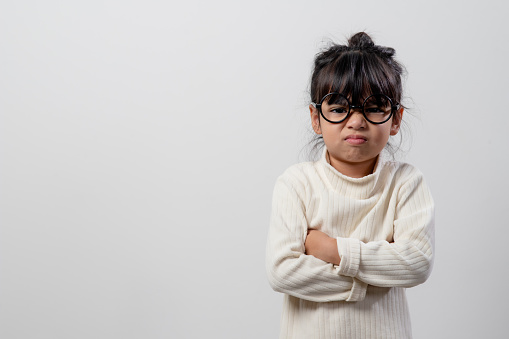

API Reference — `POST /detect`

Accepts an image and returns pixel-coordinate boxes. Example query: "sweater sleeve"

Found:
[335,170,435,288]
[266,175,367,302]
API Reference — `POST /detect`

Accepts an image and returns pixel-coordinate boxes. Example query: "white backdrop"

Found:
[1,1,508,338]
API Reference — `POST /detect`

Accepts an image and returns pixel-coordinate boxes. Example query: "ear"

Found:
[390,107,404,136]
[309,104,322,135]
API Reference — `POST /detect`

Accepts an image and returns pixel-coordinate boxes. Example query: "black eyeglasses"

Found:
[313,93,399,124]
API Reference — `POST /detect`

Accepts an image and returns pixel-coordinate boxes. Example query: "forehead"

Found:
[322,81,376,104]
[321,75,380,104]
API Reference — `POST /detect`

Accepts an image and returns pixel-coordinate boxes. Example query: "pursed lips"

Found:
[345,134,367,145]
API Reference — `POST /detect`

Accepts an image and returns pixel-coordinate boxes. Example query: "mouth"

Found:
[345,134,368,145]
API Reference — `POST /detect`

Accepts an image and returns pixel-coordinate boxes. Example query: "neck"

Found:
[327,152,378,178]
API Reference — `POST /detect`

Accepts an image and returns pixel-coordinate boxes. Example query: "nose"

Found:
[345,109,367,129]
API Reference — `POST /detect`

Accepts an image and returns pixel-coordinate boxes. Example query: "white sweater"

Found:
[266,150,435,339]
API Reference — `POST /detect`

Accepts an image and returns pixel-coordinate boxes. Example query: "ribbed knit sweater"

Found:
[266,150,435,339]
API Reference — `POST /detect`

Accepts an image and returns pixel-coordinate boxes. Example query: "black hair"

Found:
[307,32,406,159]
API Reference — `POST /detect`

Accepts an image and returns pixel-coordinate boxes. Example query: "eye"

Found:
[364,106,385,114]
[330,106,348,114]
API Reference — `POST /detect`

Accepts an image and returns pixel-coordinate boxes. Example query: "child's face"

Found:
[309,101,402,177]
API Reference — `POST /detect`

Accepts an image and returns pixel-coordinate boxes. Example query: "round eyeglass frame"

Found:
[314,93,399,125]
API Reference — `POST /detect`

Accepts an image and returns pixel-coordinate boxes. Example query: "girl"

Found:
[266,32,435,339]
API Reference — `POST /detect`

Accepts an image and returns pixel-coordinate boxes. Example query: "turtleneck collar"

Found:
[317,148,386,199]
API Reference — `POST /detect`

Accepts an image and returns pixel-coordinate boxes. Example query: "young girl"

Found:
[266,32,435,339]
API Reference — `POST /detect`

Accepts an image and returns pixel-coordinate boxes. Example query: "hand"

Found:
[304,230,341,265]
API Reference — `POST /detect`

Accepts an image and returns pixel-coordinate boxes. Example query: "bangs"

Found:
[313,51,402,105]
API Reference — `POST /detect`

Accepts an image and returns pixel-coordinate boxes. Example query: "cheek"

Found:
[375,128,392,146]
[321,124,343,141]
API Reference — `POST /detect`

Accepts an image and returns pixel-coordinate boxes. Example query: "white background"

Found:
[1,1,508,338]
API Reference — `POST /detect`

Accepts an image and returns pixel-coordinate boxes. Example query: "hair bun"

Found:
[347,32,374,49]
[348,32,396,58]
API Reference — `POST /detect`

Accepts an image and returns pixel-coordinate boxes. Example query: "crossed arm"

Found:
[266,172,435,302]
[266,178,367,302]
